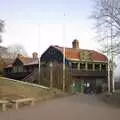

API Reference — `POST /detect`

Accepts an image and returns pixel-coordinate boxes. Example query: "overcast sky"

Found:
[0,0,100,56]
[0,0,119,76]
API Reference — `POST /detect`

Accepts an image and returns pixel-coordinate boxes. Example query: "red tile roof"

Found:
[53,46,108,62]
[4,54,38,68]
[18,55,38,66]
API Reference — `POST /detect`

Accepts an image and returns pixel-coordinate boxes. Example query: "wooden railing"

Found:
[22,72,34,82]
[71,69,107,77]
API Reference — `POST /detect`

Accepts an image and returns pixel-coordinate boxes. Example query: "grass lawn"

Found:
[0,77,64,101]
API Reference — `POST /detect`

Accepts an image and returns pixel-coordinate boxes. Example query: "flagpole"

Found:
[62,13,66,92]
[38,24,41,84]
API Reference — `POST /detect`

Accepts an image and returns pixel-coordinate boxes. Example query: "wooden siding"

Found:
[41,46,63,63]
[13,58,23,66]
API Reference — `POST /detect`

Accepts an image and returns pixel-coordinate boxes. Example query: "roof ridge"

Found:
[53,45,95,52]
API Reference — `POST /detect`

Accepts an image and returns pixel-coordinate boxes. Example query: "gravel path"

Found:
[0,95,120,120]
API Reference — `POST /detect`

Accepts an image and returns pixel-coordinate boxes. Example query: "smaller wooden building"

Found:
[4,52,39,80]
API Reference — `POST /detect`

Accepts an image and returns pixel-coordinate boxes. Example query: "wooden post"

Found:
[99,64,102,71]
[0,100,8,111]
[93,63,95,71]
[78,63,80,70]
[85,62,88,71]
[50,62,53,88]
[2,103,7,111]
[38,57,41,84]
[63,47,66,92]
[31,100,34,106]
[63,64,65,92]
[15,102,19,109]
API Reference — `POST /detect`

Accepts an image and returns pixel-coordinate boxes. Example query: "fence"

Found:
[25,64,72,92]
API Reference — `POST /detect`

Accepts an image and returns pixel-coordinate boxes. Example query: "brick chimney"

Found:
[17,53,22,58]
[72,39,79,49]
[32,52,38,59]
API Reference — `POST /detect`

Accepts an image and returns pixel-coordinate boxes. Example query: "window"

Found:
[12,66,23,72]
[88,63,93,70]
[80,63,85,70]
[101,64,106,71]
[18,66,23,72]
[13,66,17,73]
[95,64,100,71]
[71,63,78,69]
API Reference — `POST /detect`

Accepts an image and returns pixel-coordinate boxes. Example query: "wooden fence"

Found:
[35,64,72,92]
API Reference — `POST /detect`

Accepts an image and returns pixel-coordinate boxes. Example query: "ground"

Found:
[0,95,120,120]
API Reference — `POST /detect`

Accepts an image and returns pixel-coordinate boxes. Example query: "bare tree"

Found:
[7,44,28,59]
[92,0,120,56]
[0,20,4,43]
[91,0,120,92]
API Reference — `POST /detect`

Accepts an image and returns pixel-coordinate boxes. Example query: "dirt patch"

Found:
[99,93,120,108]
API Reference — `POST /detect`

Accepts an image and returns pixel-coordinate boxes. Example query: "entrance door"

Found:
[71,80,82,94]
[96,79,103,93]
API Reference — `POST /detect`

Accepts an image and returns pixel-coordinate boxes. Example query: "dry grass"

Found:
[0,77,67,111]
[0,77,65,101]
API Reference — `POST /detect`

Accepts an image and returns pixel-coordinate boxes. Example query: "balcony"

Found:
[71,69,107,77]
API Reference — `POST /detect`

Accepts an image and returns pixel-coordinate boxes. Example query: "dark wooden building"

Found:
[41,39,108,93]
[4,52,39,80]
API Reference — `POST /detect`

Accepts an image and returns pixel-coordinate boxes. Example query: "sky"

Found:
[0,0,119,76]
[0,0,99,56]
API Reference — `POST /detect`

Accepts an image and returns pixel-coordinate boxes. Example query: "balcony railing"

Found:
[71,69,107,77]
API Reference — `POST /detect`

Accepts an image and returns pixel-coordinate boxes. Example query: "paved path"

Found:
[0,95,120,120]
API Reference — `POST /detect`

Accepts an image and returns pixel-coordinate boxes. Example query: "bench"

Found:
[0,100,9,111]
[11,98,35,109]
